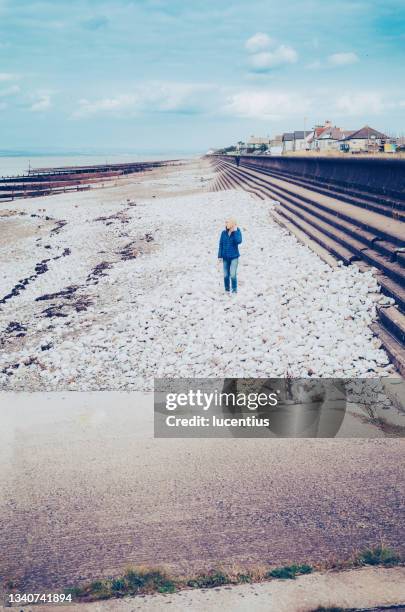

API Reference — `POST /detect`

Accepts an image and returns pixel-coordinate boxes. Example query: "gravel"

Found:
[0,162,394,390]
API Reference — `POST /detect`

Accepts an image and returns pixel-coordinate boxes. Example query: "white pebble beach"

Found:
[0,159,394,390]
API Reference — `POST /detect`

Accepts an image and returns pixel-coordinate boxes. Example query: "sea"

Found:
[0,150,200,177]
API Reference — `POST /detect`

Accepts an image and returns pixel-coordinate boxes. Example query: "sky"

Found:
[0,0,404,153]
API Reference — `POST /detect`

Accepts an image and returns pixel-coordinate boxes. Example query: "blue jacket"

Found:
[218,228,242,259]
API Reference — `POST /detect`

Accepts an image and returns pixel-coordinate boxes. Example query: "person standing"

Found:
[218,219,242,294]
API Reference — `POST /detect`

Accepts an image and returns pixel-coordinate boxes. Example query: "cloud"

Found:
[223,89,310,120]
[335,92,383,115]
[328,52,359,66]
[0,72,18,82]
[72,82,217,118]
[30,93,52,111]
[306,52,359,70]
[0,101,7,111]
[245,32,273,52]
[248,45,298,72]
[0,84,20,97]
[245,33,297,72]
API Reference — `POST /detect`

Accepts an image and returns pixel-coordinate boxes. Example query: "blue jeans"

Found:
[223,258,238,292]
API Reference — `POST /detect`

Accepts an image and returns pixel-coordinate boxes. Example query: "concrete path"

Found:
[1,393,404,594]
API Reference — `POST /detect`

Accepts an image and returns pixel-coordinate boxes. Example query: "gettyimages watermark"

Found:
[154,377,405,438]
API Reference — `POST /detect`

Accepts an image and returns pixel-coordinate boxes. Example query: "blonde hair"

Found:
[226,218,237,226]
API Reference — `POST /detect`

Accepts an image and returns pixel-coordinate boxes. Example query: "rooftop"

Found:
[343,125,388,140]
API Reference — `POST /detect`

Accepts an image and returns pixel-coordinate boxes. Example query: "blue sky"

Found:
[0,0,404,153]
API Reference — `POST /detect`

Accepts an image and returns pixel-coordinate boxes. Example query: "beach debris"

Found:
[119,243,140,260]
[51,220,67,234]
[86,262,112,284]
[36,286,79,302]
[4,321,27,334]
[94,210,129,224]
[42,304,69,318]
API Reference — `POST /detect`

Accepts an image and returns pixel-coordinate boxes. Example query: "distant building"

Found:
[282,133,294,153]
[396,136,405,152]
[292,131,308,151]
[306,121,333,150]
[247,136,271,151]
[281,131,311,152]
[341,125,388,152]
[273,122,392,155]
[316,127,351,151]
[270,134,283,155]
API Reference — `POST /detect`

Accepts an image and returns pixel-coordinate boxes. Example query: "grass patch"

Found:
[63,568,177,601]
[57,544,403,604]
[267,563,313,580]
[187,571,231,589]
[354,544,401,567]
[115,568,176,595]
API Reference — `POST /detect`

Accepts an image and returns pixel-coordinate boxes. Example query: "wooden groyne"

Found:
[0,159,182,201]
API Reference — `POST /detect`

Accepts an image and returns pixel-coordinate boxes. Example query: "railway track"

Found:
[209,156,405,376]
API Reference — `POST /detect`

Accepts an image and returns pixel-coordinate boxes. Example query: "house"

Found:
[247,136,271,152]
[235,141,249,154]
[306,121,332,150]
[396,136,405,153]
[316,127,349,151]
[281,131,310,152]
[282,133,294,153]
[341,125,388,153]
[270,134,283,155]
[293,131,308,151]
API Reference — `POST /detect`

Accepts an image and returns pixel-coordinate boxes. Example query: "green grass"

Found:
[187,571,231,589]
[63,568,177,601]
[51,544,403,603]
[267,563,313,580]
[354,544,401,567]
[61,565,314,602]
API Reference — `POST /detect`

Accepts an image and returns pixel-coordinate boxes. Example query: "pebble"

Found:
[0,166,395,391]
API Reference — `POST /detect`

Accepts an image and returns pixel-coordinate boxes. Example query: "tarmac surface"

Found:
[1,392,404,594]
